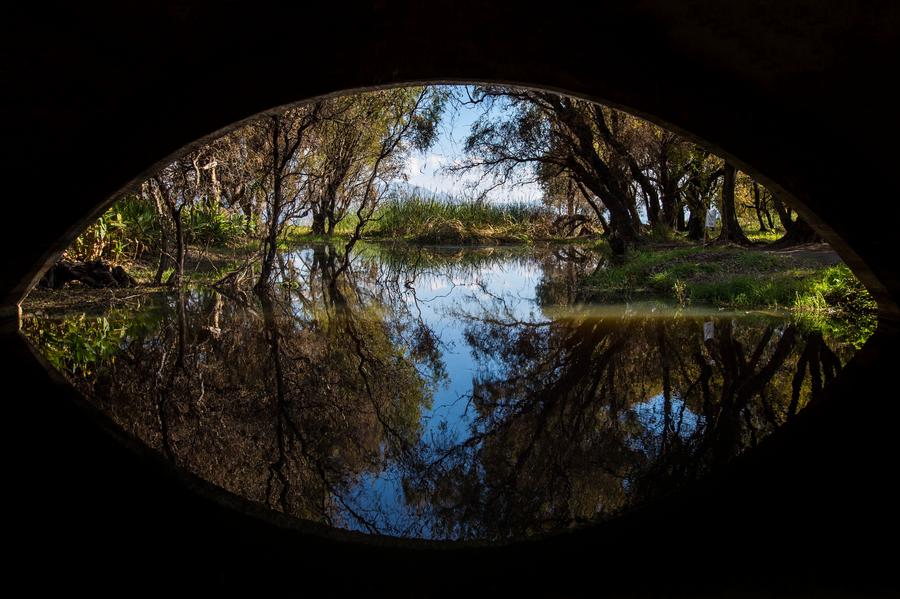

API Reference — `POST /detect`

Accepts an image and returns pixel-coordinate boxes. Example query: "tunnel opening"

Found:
[6,3,900,592]
[17,83,880,544]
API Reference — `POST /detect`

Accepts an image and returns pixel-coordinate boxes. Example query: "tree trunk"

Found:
[257,117,284,289]
[660,163,679,229]
[771,196,794,231]
[686,208,704,241]
[775,216,821,245]
[152,198,172,285]
[582,180,641,251]
[151,176,183,285]
[752,182,768,231]
[310,206,326,236]
[166,205,185,286]
[674,203,686,231]
[764,206,774,230]
[626,192,642,233]
[592,103,658,233]
[258,193,281,288]
[771,196,822,245]
[683,152,708,241]
[716,163,750,244]
[645,189,660,226]
[575,180,611,238]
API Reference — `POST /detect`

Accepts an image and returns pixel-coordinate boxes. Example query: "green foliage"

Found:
[686,273,807,308]
[22,300,166,376]
[364,193,552,244]
[578,245,876,349]
[23,314,129,376]
[745,228,784,243]
[647,222,682,243]
[584,246,875,318]
[72,196,247,267]
[792,264,878,348]
[184,203,247,246]
[71,196,159,262]
[793,264,875,312]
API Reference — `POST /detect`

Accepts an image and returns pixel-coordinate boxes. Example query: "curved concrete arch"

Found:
[4,2,899,593]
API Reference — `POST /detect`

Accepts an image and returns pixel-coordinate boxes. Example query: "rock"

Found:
[112,265,137,287]
[39,259,136,289]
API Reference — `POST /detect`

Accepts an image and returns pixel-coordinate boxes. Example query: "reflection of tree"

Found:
[48,253,437,532]
[534,244,606,307]
[24,243,858,541]
[398,300,856,540]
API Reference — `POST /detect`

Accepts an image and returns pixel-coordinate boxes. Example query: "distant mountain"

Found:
[385,181,456,202]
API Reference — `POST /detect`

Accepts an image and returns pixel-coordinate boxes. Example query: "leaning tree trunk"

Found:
[771,196,822,245]
[716,163,750,244]
[626,195,643,235]
[576,180,610,236]
[752,182,768,231]
[581,170,640,246]
[775,216,822,245]
[772,195,793,231]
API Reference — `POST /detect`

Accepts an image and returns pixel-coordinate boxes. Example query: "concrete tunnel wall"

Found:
[3,1,899,593]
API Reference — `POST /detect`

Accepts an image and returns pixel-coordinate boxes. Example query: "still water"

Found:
[23,243,865,541]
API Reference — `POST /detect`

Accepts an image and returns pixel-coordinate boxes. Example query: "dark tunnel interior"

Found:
[4,2,899,595]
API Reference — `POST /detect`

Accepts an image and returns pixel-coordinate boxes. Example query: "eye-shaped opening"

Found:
[16,83,887,546]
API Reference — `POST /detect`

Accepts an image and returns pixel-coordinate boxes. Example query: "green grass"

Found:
[582,245,877,346]
[745,228,786,243]
[788,264,878,348]
[585,246,785,302]
[362,196,555,244]
[583,246,875,320]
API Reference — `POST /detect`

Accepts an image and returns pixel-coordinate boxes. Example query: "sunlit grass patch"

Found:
[582,245,876,336]
[745,229,785,243]
[363,195,553,244]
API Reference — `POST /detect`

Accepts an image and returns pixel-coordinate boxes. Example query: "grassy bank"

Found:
[287,197,567,245]
[365,197,553,243]
[582,245,876,317]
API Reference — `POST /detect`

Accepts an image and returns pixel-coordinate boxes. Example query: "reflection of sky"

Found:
[344,252,546,536]
[410,259,544,438]
[629,392,702,455]
[273,245,796,538]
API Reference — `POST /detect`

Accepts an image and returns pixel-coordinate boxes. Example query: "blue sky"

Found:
[403,86,544,204]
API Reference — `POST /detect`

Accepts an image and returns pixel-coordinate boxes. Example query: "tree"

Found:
[448,87,644,251]
[716,162,751,244]
[253,103,324,289]
[771,195,822,245]
[203,125,270,235]
[147,150,214,286]
[307,87,446,238]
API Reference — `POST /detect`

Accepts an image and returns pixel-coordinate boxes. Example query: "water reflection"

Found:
[22,243,862,540]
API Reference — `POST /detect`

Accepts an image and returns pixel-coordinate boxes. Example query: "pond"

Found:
[22,243,867,541]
